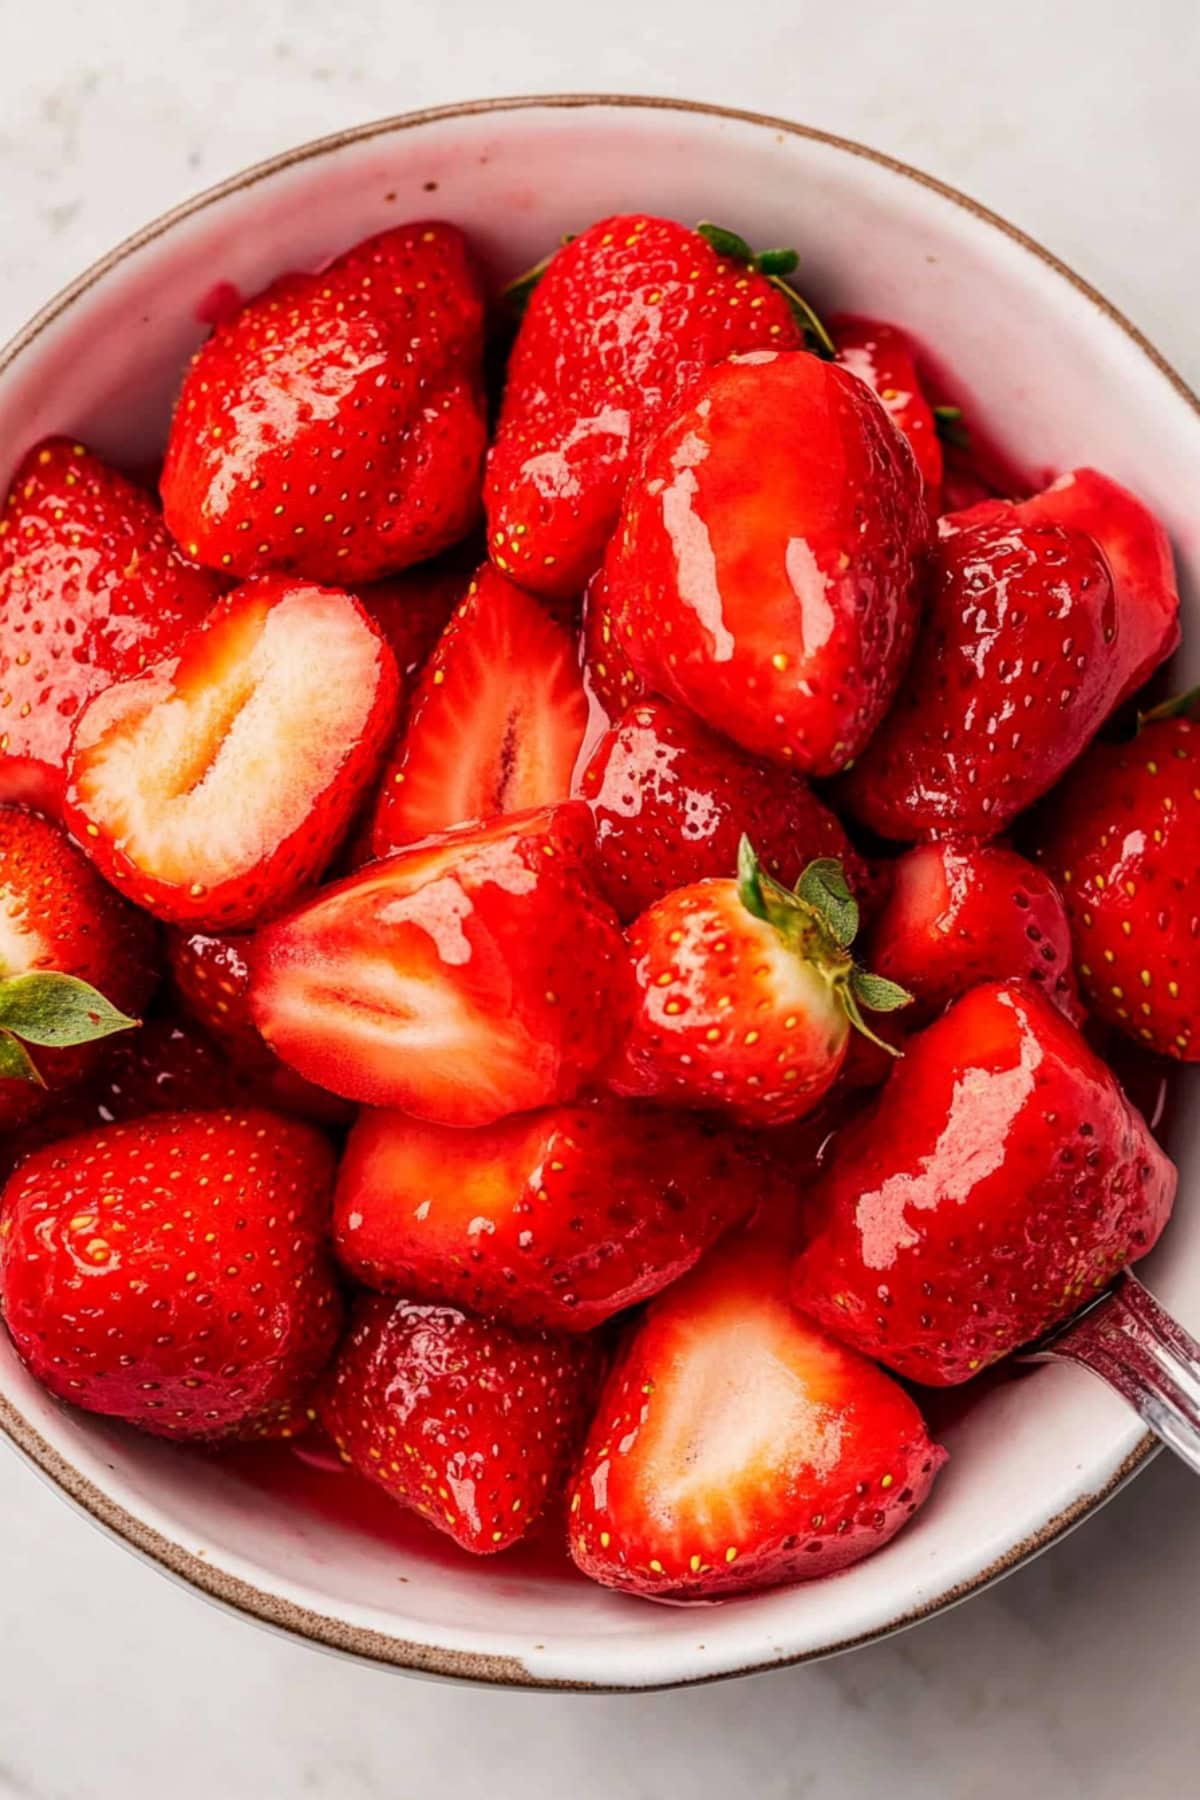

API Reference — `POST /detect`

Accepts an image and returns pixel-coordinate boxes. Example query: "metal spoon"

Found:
[1021,1269,1200,1474]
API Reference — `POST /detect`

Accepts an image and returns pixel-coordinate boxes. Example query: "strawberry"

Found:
[791,979,1176,1385]
[1033,699,1200,1059]
[0,806,158,1131]
[370,565,588,857]
[831,314,943,497]
[567,1231,945,1599]
[250,803,630,1126]
[581,568,647,724]
[64,575,400,928]
[333,1096,754,1332]
[603,351,928,774]
[317,1292,603,1554]
[485,215,811,601]
[167,928,352,1122]
[355,554,472,690]
[580,697,869,921]
[607,843,910,1125]
[841,517,1121,841]
[868,841,1083,1024]
[0,1108,342,1439]
[0,438,222,811]
[160,223,487,584]
[947,468,1180,706]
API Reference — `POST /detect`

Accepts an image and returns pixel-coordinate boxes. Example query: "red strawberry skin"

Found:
[792,980,1176,1385]
[168,929,351,1123]
[356,556,471,690]
[332,1096,754,1331]
[0,439,222,810]
[370,564,587,857]
[604,351,928,774]
[832,314,943,497]
[1034,712,1200,1059]
[485,215,804,601]
[317,1292,603,1554]
[581,567,648,725]
[607,878,852,1125]
[842,518,1118,841]
[568,1232,945,1599]
[868,841,1083,1024]
[949,468,1180,706]
[0,1108,342,1439]
[64,576,400,928]
[580,697,869,921]
[161,224,486,584]
[251,803,630,1126]
[0,806,159,1130]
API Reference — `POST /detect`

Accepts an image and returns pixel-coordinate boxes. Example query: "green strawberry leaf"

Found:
[0,1029,46,1087]
[1137,685,1200,730]
[753,247,800,276]
[794,859,859,950]
[696,221,755,263]
[933,403,971,451]
[0,972,139,1049]
[850,969,913,1014]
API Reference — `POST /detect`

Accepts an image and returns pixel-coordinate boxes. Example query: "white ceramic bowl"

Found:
[1,95,1197,1692]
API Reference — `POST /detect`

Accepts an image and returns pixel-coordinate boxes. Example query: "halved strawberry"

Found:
[567,1231,946,1599]
[370,565,587,856]
[0,438,223,812]
[64,576,400,927]
[333,1096,754,1331]
[250,803,630,1126]
[318,1292,604,1555]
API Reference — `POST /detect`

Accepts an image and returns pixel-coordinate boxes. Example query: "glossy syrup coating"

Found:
[1035,712,1200,1059]
[332,1096,756,1331]
[64,576,401,928]
[604,351,929,774]
[485,214,804,601]
[161,223,487,584]
[580,696,869,921]
[317,1291,603,1554]
[792,980,1176,1385]
[568,1232,945,1599]
[0,1109,342,1440]
[831,313,943,497]
[251,803,631,1126]
[867,841,1083,1024]
[842,518,1118,840]
[0,438,222,810]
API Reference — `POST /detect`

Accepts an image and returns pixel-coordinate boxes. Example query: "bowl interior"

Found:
[1,98,1198,1690]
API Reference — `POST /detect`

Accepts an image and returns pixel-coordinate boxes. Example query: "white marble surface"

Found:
[2,1,1198,1793]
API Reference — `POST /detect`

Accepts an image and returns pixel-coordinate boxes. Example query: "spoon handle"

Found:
[1022,1269,1200,1476]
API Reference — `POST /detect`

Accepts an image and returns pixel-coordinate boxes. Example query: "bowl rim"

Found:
[0,90,1186,1692]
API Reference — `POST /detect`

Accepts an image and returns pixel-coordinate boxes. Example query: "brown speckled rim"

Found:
[0,93,1187,1691]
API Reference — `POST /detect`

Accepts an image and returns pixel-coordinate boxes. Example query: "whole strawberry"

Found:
[842,517,1120,840]
[65,576,399,927]
[1034,699,1200,1058]
[868,841,1083,1024]
[0,439,221,811]
[580,697,869,921]
[568,1231,945,1599]
[0,806,158,1131]
[792,980,1176,1384]
[485,215,811,600]
[251,803,630,1125]
[832,313,943,497]
[333,1096,754,1331]
[0,1108,342,1439]
[161,223,486,583]
[317,1293,603,1554]
[604,351,928,774]
[607,842,910,1125]
[581,567,647,724]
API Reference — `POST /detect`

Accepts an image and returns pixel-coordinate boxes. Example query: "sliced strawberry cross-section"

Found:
[370,564,587,857]
[64,575,400,928]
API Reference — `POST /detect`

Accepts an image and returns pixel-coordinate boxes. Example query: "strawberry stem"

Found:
[1137,685,1200,730]
[933,403,971,451]
[696,222,834,359]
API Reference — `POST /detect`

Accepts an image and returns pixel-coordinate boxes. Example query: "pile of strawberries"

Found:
[0,209,1190,1604]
